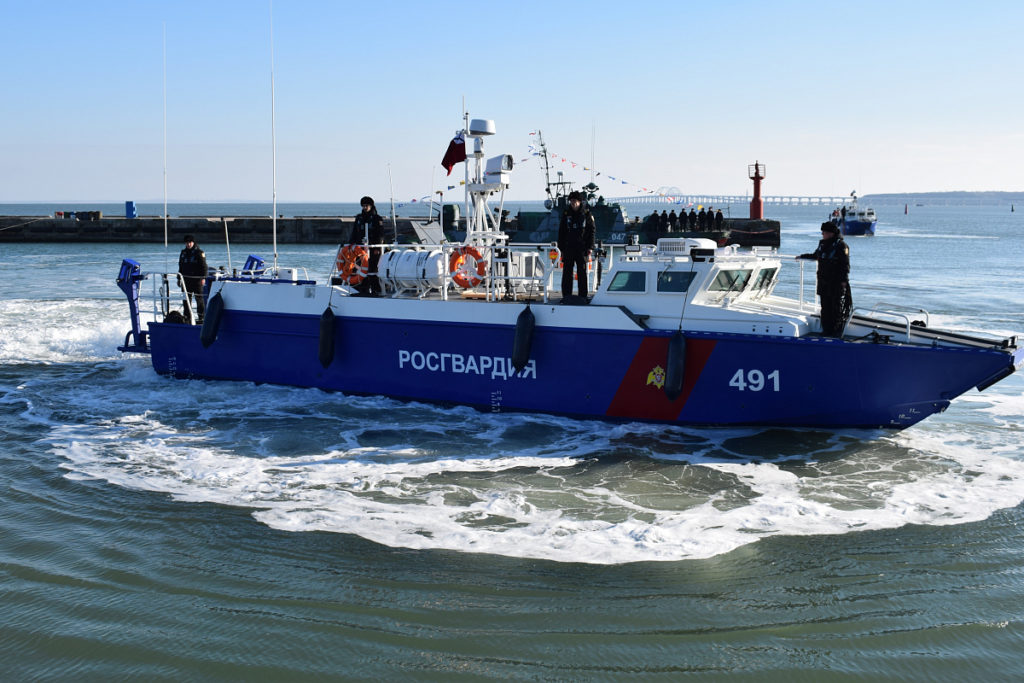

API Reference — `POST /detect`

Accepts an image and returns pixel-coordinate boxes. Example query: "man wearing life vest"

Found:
[178,234,208,323]
[799,221,852,338]
[558,190,596,301]
[351,196,385,295]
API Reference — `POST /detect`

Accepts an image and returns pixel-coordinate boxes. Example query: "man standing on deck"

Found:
[351,196,385,296]
[178,235,208,324]
[799,222,852,338]
[558,190,595,302]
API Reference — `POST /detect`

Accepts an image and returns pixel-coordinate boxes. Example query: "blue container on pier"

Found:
[125,201,137,219]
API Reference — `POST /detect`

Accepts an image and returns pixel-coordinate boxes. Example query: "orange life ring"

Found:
[449,246,487,288]
[335,244,369,285]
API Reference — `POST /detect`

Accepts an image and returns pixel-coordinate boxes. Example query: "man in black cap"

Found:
[351,196,385,295]
[557,190,595,301]
[178,235,208,323]
[799,221,852,338]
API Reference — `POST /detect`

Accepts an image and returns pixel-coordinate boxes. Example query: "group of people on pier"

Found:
[643,207,724,232]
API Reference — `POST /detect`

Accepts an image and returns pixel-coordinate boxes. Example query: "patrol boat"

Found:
[838,192,878,236]
[116,117,1021,430]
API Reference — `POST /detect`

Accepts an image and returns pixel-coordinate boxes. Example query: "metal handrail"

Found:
[849,304,930,342]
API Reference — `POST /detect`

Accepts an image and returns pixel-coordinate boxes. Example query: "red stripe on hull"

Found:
[605,337,717,420]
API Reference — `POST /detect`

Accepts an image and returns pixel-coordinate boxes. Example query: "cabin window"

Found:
[751,267,777,290]
[657,270,696,293]
[607,271,647,292]
[709,269,752,292]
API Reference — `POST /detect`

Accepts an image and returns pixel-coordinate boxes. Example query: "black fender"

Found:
[200,292,224,348]
[511,306,535,373]
[319,308,336,368]
[664,330,686,401]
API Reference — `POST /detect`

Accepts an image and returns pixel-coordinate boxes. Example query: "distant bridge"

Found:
[607,194,849,207]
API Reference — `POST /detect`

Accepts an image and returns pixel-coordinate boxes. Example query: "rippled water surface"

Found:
[2,204,1023,679]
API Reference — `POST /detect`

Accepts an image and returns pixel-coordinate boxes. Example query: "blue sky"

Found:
[2,0,1022,202]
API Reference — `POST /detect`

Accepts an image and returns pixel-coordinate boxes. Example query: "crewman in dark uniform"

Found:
[351,196,385,295]
[799,221,852,338]
[714,208,724,231]
[558,190,596,301]
[178,234,208,323]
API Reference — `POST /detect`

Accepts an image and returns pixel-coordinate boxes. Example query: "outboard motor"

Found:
[116,259,148,352]
[242,255,266,277]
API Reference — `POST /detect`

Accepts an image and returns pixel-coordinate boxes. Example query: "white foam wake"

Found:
[52,389,1024,564]
[0,299,127,364]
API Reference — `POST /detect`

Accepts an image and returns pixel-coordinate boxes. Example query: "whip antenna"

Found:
[269,0,278,271]
[162,22,168,272]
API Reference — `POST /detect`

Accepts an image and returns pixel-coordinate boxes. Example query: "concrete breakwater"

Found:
[0,215,381,244]
[0,214,780,248]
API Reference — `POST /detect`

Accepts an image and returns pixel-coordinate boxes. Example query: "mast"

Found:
[388,163,397,242]
[462,105,470,237]
[162,23,168,271]
[537,130,554,207]
[534,130,571,207]
[590,121,595,185]
[461,115,511,247]
[269,0,278,271]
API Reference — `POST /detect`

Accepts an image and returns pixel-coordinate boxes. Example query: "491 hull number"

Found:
[729,369,780,392]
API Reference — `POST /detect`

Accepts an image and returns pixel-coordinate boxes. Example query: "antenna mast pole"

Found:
[538,131,552,201]
[269,0,278,271]
[162,23,168,271]
[388,163,397,242]
[462,99,469,234]
[590,121,595,184]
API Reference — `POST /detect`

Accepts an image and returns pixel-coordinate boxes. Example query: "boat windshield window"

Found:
[607,271,647,292]
[657,270,696,293]
[709,269,752,292]
[751,267,777,290]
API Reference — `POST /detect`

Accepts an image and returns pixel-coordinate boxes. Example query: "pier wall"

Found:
[0,215,398,244]
[0,215,780,248]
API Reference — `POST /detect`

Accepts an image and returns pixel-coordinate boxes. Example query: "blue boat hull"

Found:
[842,219,876,236]
[146,308,1017,429]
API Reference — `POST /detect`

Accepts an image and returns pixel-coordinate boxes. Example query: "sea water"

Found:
[1,203,1023,679]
